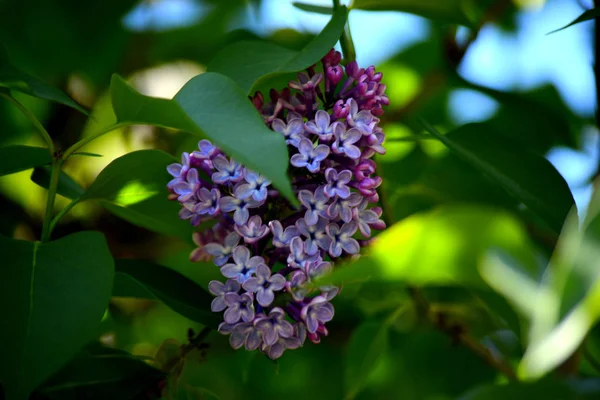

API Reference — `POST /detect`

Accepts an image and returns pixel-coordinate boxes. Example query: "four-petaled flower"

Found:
[223,292,255,324]
[242,264,286,307]
[167,152,191,188]
[272,118,304,147]
[212,155,244,184]
[287,236,319,268]
[204,231,241,266]
[298,187,329,226]
[208,279,241,312]
[220,246,264,283]
[269,220,299,248]
[353,199,386,237]
[255,307,294,346]
[227,322,262,350]
[304,110,335,140]
[192,139,218,160]
[326,221,360,257]
[172,167,200,203]
[332,124,361,159]
[327,192,362,223]
[296,217,331,256]
[301,296,334,334]
[236,169,271,202]
[194,188,220,216]
[290,139,330,173]
[324,168,352,199]
[220,195,262,225]
[235,215,270,244]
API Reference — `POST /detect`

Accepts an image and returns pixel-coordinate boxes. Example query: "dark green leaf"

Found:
[548,7,600,34]
[0,45,88,115]
[31,166,85,200]
[351,0,481,27]
[39,345,164,400]
[422,122,575,234]
[0,231,114,400]
[0,145,51,176]
[76,149,194,240]
[207,6,347,94]
[110,75,295,204]
[112,259,219,328]
[71,152,103,157]
[292,2,334,14]
[459,379,600,400]
[319,206,537,287]
[345,321,388,400]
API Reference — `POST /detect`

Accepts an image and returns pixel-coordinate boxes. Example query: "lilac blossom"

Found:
[227,322,262,351]
[236,170,271,202]
[204,231,241,266]
[327,192,363,223]
[212,155,243,184]
[327,221,360,257]
[208,279,241,312]
[194,188,220,216]
[172,168,200,203]
[223,292,255,324]
[287,236,319,268]
[272,118,304,146]
[296,217,331,255]
[290,138,330,173]
[235,215,269,244]
[332,124,361,159]
[167,152,191,188]
[219,195,261,225]
[298,187,329,226]
[242,264,286,307]
[301,296,334,334]
[220,246,264,283]
[192,140,218,161]
[324,168,352,199]
[269,220,299,248]
[304,110,335,140]
[255,308,294,346]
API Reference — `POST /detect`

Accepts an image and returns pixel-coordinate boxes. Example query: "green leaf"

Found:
[110,75,295,204]
[459,379,600,399]
[351,0,481,27]
[548,7,600,34]
[207,6,347,94]
[30,166,85,200]
[75,149,194,240]
[0,231,114,400]
[319,206,537,287]
[71,151,103,157]
[422,122,575,234]
[292,2,334,14]
[112,259,219,328]
[345,321,388,400]
[39,345,164,400]
[0,145,51,176]
[0,45,88,115]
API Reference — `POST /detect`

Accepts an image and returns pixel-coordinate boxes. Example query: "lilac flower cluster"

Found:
[167,50,387,359]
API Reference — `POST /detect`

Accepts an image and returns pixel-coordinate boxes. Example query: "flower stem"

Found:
[41,157,63,242]
[0,90,55,154]
[332,0,356,62]
[61,122,127,161]
[48,198,79,237]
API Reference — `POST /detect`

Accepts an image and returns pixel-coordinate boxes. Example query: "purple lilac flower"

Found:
[242,264,286,307]
[169,48,388,360]
[220,246,264,283]
[290,139,330,173]
[208,279,241,312]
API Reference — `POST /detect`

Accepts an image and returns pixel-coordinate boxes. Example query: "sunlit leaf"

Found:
[110,74,295,204]
[0,232,114,400]
[422,122,575,234]
[207,6,347,94]
[548,7,600,34]
[0,45,88,115]
[112,259,219,328]
[0,145,51,177]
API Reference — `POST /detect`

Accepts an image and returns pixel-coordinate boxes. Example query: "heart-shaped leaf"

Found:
[0,231,114,400]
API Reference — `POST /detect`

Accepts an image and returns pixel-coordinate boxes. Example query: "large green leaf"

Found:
[423,122,575,234]
[0,45,88,115]
[345,321,388,400]
[459,379,600,399]
[75,149,194,241]
[30,166,85,200]
[207,6,347,94]
[548,7,600,34]
[110,74,295,204]
[0,145,51,176]
[319,206,537,287]
[0,231,114,400]
[351,0,482,27]
[38,345,164,400]
[112,259,219,328]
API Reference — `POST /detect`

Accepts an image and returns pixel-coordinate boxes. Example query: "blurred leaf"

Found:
[208,6,347,94]
[292,2,334,14]
[0,231,114,400]
[0,45,87,114]
[0,145,51,176]
[112,259,219,329]
[175,384,221,400]
[38,345,164,400]
[110,74,295,204]
[74,149,194,241]
[548,7,600,34]
[31,166,84,200]
[459,379,600,399]
[345,321,388,400]
[423,122,575,234]
[351,0,482,27]
[72,151,103,157]
[319,206,537,287]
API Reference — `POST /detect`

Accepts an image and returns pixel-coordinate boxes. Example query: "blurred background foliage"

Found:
[1,0,599,399]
